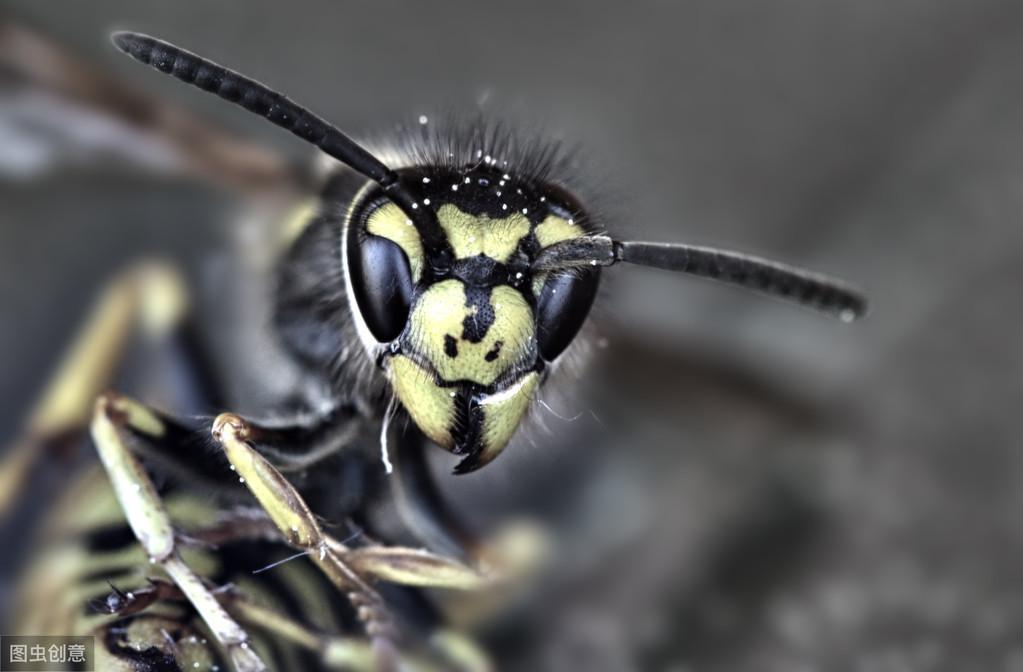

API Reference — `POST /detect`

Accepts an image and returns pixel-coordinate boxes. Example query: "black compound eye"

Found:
[347,233,414,342]
[536,268,600,361]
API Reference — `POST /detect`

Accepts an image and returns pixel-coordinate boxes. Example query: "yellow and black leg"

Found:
[210,411,406,669]
[95,576,493,672]
[96,578,381,671]
[208,414,497,669]
[88,395,491,671]
[90,392,268,672]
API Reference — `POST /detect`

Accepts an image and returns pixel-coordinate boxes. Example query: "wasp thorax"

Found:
[344,166,600,472]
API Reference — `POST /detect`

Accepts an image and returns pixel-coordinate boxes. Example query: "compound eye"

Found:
[536,268,600,361]
[348,233,414,342]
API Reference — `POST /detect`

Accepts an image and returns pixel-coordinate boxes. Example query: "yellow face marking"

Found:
[477,372,540,466]
[366,202,425,281]
[534,214,585,249]
[532,214,586,296]
[409,280,533,386]
[389,355,457,448]
[436,204,531,263]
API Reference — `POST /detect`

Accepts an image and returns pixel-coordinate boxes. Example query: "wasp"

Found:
[0,26,866,672]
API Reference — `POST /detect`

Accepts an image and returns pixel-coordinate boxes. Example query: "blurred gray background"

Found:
[3,1,1023,670]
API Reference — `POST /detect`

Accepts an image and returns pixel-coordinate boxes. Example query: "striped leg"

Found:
[90,392,266,672]
[209,414,495,669]
[96,579,491,672]
[88,393,490,670]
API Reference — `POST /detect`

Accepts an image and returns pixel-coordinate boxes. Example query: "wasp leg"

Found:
[102,399,364,497]
[186,506,489,591]
[90,393,267,672]
[216,405,364,474]
[0,263,188,520]
[211,413,400,651]
[391,426,549,588]
[390,426,480,563]
[226,594,492,672]
[95,579,489,672]
[94,578,186,617]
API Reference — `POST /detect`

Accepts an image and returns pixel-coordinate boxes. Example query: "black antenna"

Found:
[110,32,446,250]
[533,236,867,321]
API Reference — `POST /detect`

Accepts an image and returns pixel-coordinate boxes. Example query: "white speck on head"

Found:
[405,219,413,226]
[239,477,245,484]
[422,177,430,183]
[496,190,502,197]
[503,173,511,180]
[502,203,508,210]
[449,391,457,397]
[291,525,298,532]
[515,271,524,279]
[476,149,483,158]
[418,115,428,125]
[568,218,574,224]
[229,464,236,471]
[516,188,523,195]
[451,184,459,191]
[540,196,546,202]
[464,177,471,184]
[411,202,419,209]
[840,309,856,323]
[423,198,431,205]
[484,154,492,163]
[498,180,505,186]
[522,208,528,214]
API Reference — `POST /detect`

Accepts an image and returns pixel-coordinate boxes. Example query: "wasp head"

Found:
[344,165,600,473]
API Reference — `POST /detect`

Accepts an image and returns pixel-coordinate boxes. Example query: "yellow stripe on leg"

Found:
[89,394,174,562]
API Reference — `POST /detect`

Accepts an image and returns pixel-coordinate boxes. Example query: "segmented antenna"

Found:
[534,236,867,321]
[110,32,445,249]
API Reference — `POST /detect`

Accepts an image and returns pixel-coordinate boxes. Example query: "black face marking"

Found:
[450,391,485,466]
[484,341,503,362]
[460,286,495,343]
[392,164,587,228]
[452,254,508,286]
[444,334,459,358]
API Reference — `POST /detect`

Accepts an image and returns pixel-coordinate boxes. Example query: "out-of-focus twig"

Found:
[0,17,301,192]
